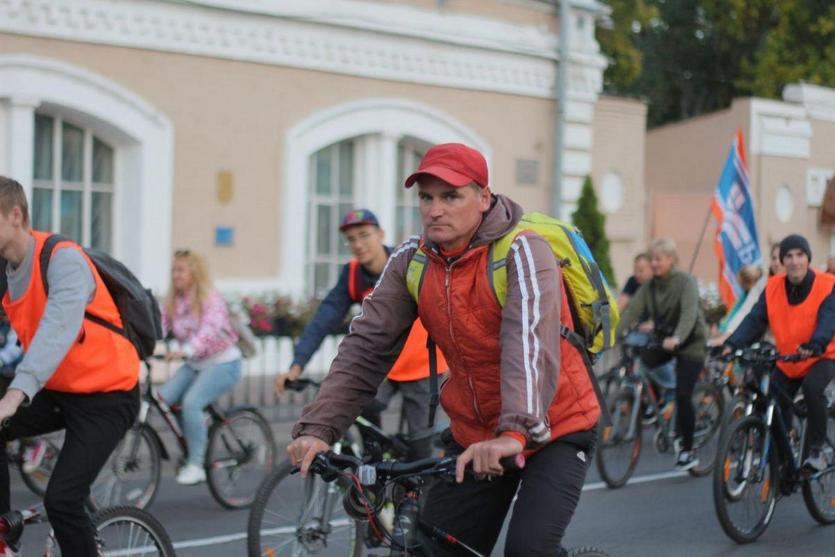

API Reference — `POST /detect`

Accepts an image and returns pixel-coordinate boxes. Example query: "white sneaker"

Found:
[22,439,48,474]
[176,463,206,485]
[3,543,21,557]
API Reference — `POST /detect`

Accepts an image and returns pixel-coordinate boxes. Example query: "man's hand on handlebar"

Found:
[797,343,822,360]
[287,435,330,479]
[455,435,524,484]
[275,364,303,395]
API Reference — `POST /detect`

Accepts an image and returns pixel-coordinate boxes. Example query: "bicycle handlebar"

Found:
[307,450,525,483]
[284,378,320,392]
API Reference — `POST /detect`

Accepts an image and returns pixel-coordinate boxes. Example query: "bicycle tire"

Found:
[568,546,609,557]
[90,424,161,510]
[596,389,642,489]
[18,434,63,497]
[801,400,835,525]
[689,382,725,477]
[712,415,777,543]
[93,505,176,557]
[247,458,364,557]
[206,408,276,509]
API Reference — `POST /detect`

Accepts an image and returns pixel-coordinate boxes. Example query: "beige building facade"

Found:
[647,85,835,285]
[0,0,647,297]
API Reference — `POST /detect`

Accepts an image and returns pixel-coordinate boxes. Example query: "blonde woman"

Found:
[160,250,242,485]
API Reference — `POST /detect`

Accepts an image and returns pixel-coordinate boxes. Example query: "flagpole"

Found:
[688,204,712,274]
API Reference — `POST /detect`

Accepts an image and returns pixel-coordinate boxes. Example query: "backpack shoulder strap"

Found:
[426,336,439,428]
[39,234,72,296]
[405,247,429,303]
[488,224,525,307]
[347,259,361,302]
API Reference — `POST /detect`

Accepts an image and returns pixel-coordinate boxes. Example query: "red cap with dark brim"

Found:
[404,143,488,189]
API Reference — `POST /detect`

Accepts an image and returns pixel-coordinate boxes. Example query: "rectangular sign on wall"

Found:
[215,226,234,247]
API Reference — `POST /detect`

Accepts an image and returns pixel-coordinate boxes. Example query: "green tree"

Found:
[571,176,615,285]
[595,0,657,92]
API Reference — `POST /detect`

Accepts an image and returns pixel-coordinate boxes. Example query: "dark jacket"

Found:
[727,270,835,352]
[291,251,389,369]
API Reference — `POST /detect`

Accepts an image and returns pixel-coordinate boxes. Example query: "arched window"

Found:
[32,113,115,251]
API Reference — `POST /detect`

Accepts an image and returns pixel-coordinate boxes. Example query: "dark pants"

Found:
[772,359,834,449]
[360,377,434,460]
[674,358,704,451]
[0,386,139,556]
[419,428,595,556]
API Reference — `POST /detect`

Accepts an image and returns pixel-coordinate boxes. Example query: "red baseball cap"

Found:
[404,143,488,189]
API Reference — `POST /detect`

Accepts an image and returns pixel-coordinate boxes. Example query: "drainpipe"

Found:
[553,0,570,219]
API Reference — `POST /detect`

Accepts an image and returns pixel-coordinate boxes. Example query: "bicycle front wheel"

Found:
[713,415,777,543]
[802,399,835,524]
[207,408,276,509]
[90,424,161,510]
[689,382,725,477]
[595,389,642,489]
[247,458,364,557]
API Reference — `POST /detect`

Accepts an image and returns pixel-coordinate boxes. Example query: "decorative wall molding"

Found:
[0,0,601,99]
[749,99,811,159]
[784,83,835,123]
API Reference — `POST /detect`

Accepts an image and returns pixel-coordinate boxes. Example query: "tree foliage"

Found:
[571,176,615,285]
[596,0,835,127]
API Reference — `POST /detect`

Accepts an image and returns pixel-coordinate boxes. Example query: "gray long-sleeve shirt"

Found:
[6,236,96,400]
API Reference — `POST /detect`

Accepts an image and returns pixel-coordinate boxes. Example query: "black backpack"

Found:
[36,235,163,360]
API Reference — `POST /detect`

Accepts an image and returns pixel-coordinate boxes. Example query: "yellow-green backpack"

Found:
[407,212,620,355]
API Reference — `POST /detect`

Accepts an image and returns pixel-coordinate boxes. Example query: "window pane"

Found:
[59,190,83,243]
[314,262,331,298]
[61,122,84,182]
[91,191,113,252]
[33,115,54,181]
[315,149,332,196]
[316,204,332,256]
[93,137,114,185]
[338,142,353,196]
[32,187,53,231]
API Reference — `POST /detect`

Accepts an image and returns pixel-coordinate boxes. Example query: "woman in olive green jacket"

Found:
[617,237,707,471]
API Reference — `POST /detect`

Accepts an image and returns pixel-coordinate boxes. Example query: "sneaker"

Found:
[675,450,699,471]
[2,541,21,557]
[22,439,48,474]
[175,463,207,485]
[803,448,826,473]
[642,406,657,425]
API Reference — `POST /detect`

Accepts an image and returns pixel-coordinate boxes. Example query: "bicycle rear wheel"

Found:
[247,458,364,557]
[595,389,642,489]
[802,399,835,524]
[90,424,161,510]
[207,408,276,509]
[689,382,725,477]
[712,415,777,543]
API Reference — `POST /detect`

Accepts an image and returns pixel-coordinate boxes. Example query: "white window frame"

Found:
[32,113,116,250]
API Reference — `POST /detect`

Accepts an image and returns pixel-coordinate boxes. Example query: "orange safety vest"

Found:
[347,259,446,382]
[2,231,140,394]
[766,272,835,379]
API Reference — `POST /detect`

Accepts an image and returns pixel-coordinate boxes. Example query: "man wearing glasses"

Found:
[275,209,446,460]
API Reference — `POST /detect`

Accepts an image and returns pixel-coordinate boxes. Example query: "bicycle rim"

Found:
[713,416,776,543]
[207,410,275,509]
[801,404,835,524]
[596,390,642,488]
[247,459,363,557]
[689,383,724,477]
[91,425,161,510]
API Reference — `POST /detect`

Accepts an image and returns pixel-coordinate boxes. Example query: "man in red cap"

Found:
[289,143,599,556]
[276,208,446,460]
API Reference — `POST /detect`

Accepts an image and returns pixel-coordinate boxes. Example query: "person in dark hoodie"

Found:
[725,234,835,472]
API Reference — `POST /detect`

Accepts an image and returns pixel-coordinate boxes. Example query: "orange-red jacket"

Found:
[766,272,835,378]
[2,231,139,393]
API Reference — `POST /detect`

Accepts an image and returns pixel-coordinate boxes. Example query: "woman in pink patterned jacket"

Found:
[159,250,241,485]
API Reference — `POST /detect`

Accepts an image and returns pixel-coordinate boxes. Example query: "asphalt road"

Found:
[7,412,833,557]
